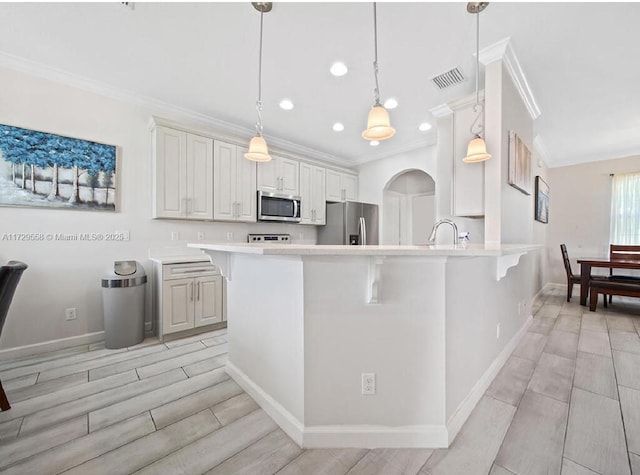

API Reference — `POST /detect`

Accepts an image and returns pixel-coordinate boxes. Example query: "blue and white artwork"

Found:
[0,124,117,211]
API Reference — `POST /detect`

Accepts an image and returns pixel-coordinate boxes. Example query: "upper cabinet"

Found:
[257,155,299,195]
[299,163,326,225]
[326,169,358,202]
[152,120,359,224]
[213,141,257,222]
[153,126,213,220]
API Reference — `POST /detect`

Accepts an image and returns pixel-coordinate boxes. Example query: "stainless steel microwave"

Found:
[257,191,301,223]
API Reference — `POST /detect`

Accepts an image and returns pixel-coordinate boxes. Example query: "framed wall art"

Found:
[534,175,549,223]
[0,123,117,211]
[508,131,532,195]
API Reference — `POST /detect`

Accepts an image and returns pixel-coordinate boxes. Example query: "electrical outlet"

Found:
[362,373,376,395]
[226,232,234,241]
[197,232,205,240]
[65,307,77,321]
[496,323,500,340]
[171,232,180,241]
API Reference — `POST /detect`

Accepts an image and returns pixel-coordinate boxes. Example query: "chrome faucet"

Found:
[427,219,459,245]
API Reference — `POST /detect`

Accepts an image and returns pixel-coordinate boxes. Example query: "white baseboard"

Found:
[225,361,305,446]
[445,314,533,444]
[226,361,449,449]
[0,331,105,361]
[544,283,564,292]
[228,313,535,449]
[302,424,448,449]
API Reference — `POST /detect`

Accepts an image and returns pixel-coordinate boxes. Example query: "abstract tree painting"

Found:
[0,124,117,211]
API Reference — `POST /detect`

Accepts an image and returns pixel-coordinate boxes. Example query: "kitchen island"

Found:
[188,242,539,448]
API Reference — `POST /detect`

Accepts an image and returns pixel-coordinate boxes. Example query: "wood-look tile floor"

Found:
[1,287,639,474]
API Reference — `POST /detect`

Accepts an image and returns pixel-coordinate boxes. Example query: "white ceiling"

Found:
[1,2,639,168]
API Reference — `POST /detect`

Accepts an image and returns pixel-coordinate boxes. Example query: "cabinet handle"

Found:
[233,202,238,218]
[190,282,193,301]
[197,281,200,301]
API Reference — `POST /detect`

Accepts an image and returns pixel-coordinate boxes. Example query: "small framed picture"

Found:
[508,131,532,195]
[535,176,549,223]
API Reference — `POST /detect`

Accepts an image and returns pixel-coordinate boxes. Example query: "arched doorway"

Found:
[383,169,436,245]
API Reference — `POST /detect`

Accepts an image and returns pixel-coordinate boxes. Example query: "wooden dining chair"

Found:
[0,261,28,411]
[608,244,640,302]
[560,244,581,302]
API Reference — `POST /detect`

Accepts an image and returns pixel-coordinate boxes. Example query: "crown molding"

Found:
[446,91,486,112]
[479,38,542,121]
[430,104,453,118]
[0,51,352,169]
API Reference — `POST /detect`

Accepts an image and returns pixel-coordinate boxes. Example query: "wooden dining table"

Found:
[576,258,640,306]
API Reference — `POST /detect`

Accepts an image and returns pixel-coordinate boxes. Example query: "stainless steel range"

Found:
[247,234,291,243]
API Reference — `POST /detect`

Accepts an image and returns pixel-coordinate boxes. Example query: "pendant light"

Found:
[362,2,395,142]
[245,2,272,162]
[463,2,491,163]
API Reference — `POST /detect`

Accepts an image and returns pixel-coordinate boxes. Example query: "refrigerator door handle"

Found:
[358,216,367,246]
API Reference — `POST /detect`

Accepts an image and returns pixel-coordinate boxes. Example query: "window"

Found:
[610,172,640,244]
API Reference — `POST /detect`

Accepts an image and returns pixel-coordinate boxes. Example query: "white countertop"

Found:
[148,255,212,264]
[187,242,541,257]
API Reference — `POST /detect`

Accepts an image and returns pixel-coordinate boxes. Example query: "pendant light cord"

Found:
[255,11,265,136]
[470,10,484,138]
[475,11,479,108]
[372,2,381,107]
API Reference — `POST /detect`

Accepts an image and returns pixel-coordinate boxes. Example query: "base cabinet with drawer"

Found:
[153,259,225,337]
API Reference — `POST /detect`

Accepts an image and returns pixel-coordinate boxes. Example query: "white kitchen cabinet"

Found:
[153,259,225,338]
[153,126,213,220]
[326,169,358,202]
[213,140,257,222]
[257,155,299,195]
[299,162,326,225]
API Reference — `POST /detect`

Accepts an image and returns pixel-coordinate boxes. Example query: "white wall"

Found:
[482,60,546,299]
[0,67,319,352]
[546,154,640,285]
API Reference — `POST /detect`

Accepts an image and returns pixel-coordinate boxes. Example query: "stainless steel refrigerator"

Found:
[317,201,379,245]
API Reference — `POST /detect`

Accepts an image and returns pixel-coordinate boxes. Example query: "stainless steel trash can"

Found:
[101,260,147,349]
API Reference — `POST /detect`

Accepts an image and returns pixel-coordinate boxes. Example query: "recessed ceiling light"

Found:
[279,99,294,110]
[330,62,348,77]
[419,122,432,132]
[370,140,380,147]
[332,122,345,132]
[384,98,398,109]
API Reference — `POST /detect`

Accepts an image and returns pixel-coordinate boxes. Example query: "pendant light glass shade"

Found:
[362,3,394,142]
[246,3,272,162]
[244,135,271,162]
[362,105,396,141]
[463,135,491,162]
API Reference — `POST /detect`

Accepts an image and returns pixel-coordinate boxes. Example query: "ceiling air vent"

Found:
[431,68,465,90]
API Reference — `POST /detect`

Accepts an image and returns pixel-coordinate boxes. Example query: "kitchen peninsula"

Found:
[188,242,539,448]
